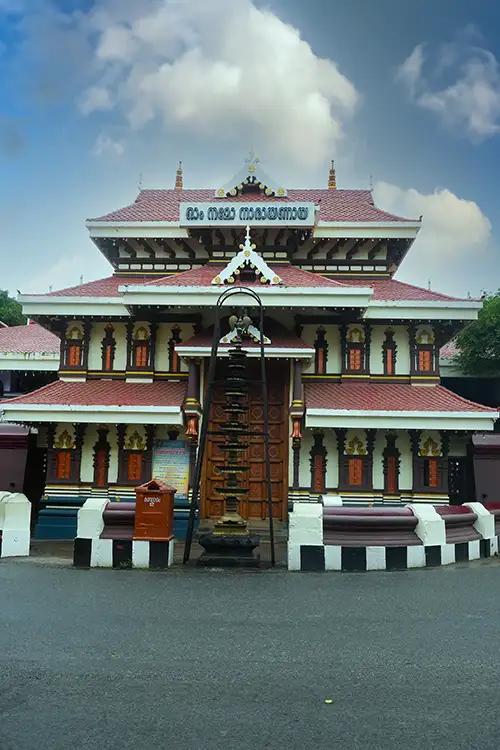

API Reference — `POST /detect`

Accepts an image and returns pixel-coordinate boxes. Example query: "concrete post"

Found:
[288,502,323,570]
[76,498,108,539]
[464,502,496,540]
[0,492,31,557]
[407,503,446,546]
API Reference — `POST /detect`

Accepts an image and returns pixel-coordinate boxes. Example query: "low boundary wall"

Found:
[73,499,174,570]
[289,500,500,572]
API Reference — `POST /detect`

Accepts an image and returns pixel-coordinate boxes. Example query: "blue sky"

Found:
[0,0,499,297]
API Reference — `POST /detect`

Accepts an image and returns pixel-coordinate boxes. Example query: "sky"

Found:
[0,0,499,297]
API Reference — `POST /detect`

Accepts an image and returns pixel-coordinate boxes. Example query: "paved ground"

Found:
[1,558,500,750]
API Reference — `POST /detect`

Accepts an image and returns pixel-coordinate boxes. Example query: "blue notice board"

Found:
[152,439,190,501]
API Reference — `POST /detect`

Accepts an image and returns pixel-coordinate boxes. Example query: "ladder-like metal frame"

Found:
[183,287,275,565]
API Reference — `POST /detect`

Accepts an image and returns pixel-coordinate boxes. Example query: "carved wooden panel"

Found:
[202,360,288,520]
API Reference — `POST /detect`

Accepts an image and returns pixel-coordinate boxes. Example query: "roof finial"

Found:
[328,159,337,189]
[175,161,183,190]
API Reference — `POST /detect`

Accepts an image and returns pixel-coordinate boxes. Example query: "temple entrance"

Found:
[201,360,288,521]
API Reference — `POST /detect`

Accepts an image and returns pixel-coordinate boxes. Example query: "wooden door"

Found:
[202,360,288,520]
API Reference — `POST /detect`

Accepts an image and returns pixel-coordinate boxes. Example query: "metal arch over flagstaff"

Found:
[183,286,275,566]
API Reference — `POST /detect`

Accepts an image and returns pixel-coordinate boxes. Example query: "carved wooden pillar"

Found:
[290,359,305,492]
[93,427,110,489]
[440,431,450,495]
[409,429,421,492]
[144,425,155,482]
[116,424,126,483]
[364,324,372,374]
[383,434,401,495]
[126,320,134,370]
[340,323,347,373]
[168,325,182,373]
[314,326,328,374]
[291,419,302,491]
[74,423,86,484]
[408,323,417,376]
[82,321,91,371]
[335,428,346,490]
[149,321,158,371]
[310,431,327,494]
[366,428,376,490]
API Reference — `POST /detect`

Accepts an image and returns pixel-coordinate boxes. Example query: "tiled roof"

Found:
[47,275,150,297]
[4,380,186,407]
[440,340,459,360]
[145,262,345,289]
[89,188,416,224]
[0,323,59,354]
[345,277,463,302]
[305,381,494,413]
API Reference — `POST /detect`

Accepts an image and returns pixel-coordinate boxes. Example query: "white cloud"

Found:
[92,133,124,157]
[373,181,491,287]
[397,39,500,139]
[74,0,359,166]
[78,85,113,115]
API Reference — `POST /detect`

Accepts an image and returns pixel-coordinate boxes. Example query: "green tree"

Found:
[456,292,500,376]
[0,289,26,326]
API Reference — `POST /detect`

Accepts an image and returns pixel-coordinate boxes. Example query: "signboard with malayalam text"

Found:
[179,201,316,227]
[151,439,190,502]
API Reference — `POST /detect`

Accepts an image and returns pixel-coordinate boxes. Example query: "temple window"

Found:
[415,329,435,374]
[345,327,366,373]
[314,326,328,375]
[65,325,83,368]
[127,453,143,482]
[347,456,363,485]
[382,330,397,376]
[55,450,72,480]
[101,324,116,372]
[168,325,182,373]
[423,457,440,488]
[133,326,150,369]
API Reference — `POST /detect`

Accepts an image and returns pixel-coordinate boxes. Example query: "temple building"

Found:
[1,156,497,539]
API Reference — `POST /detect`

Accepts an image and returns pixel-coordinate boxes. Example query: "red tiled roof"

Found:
[345,277,464,302]
[305,382,494,413]
[0,323,59,354]
[440,340,459,360]
[89,189,416,224]
[47,275,151,297]
[144,263,345,289]
[3,380,186,407]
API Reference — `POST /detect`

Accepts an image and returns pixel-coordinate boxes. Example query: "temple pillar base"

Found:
[197,531,260,567]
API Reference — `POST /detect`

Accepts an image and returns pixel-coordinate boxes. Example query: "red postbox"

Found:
[134,479,176,541]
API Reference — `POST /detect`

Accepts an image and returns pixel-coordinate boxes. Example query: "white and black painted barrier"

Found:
[288,499,500,572]
[0,491,31,558]
[73,498,174,570]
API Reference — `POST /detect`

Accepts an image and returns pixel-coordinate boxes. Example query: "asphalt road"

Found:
[1,559,500,750]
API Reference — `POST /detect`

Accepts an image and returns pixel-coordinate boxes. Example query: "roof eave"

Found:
[18,295,129,318]
[119,285,374,309]
[0,403,183,425]
[305,407,498,431]
[364,300,481,321]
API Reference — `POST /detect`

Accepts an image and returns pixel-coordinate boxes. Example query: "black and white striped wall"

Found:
[73,537,174,569]
[288,500,499,572]
[73,497,174,569]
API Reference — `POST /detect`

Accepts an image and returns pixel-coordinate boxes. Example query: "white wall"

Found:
[80,426,118,484]
[155,322,194,372]
[301,324,341,374]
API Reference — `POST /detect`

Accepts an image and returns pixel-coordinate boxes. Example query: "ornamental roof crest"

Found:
[211,227,282,286]
[215,152,287,198]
